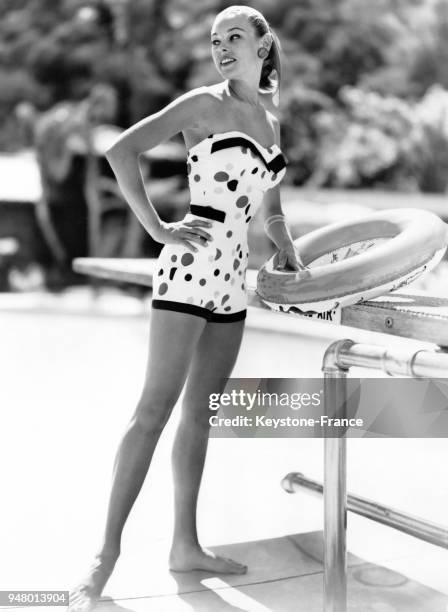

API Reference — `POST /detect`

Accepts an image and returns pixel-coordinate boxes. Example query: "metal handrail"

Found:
[282,471,448,549]
[284,339,448,612]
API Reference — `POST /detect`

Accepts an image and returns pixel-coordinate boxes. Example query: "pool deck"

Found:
[68,532,447,612]
[1,290,447,611]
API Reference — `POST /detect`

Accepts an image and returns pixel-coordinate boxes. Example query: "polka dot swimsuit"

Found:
[152,130,288,322]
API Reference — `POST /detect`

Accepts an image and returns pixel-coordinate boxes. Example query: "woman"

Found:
[68,5,307,610]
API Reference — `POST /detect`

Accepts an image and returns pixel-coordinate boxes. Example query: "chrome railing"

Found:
[282,339,448,612]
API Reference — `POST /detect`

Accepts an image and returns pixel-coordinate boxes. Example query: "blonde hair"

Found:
[216,6,282,103]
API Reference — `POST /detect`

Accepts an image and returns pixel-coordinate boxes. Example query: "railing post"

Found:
[321,339,354,612]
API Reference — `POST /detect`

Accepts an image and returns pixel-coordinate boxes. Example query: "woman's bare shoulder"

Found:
[105,85,223,157]
[182,82,228,147]
[188,82,228,114]
[179,84,225,127]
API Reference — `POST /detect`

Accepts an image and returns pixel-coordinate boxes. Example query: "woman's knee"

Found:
[180,399,212,432]
[132,396,175,435]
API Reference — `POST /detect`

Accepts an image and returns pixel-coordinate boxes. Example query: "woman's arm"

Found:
[105,87,217,244]
[263,118,308,270]
[263,185,292,248]
[263,186,308,271]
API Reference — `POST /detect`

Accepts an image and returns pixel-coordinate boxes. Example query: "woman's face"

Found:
[211,13,266,80]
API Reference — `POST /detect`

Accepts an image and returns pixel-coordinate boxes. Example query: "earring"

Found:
[257,47,269,59]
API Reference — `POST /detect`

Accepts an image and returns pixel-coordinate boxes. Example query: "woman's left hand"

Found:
[277,242,309,271]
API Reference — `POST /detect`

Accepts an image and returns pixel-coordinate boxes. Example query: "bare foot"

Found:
[68,551,118,612]
[169,545,247,574]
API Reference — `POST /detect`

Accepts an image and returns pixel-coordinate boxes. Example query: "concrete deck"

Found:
[1,293,447,611]
[70,531,447,612]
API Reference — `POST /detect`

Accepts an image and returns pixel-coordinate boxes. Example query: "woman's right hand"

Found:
[153,219,214,252]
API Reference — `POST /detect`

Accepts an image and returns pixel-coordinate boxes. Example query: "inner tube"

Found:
[257,208,448,315]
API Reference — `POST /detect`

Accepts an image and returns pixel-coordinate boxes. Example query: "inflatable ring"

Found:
[257,208,448,315]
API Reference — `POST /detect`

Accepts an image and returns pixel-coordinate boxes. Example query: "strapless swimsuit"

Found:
[152,130,288,322]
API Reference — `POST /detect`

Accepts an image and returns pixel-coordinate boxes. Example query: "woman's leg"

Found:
[68,308,207,610]
[169,318,247,574]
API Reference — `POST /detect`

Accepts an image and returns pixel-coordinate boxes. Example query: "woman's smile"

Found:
[221,58,237,68]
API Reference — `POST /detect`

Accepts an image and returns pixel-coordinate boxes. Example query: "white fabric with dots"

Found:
[152,130,288,316]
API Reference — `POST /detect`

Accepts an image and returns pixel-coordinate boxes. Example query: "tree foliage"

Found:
[1,0,448,191]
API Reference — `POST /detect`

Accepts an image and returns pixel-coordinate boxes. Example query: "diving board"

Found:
[73,257,448,346]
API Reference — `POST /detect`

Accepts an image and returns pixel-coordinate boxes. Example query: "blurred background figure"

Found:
[33,82,119,287]
[13,101,38,149]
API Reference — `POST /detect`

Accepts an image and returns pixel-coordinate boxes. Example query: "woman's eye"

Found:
[211,34,240,45]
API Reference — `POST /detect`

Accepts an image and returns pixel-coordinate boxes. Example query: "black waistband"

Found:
[189,204,226,223]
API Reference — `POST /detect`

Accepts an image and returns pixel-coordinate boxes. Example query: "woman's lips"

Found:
[221,59,237,67]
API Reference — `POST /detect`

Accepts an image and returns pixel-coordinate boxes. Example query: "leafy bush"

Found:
[1,0,448,192]
[308,85,448,192]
